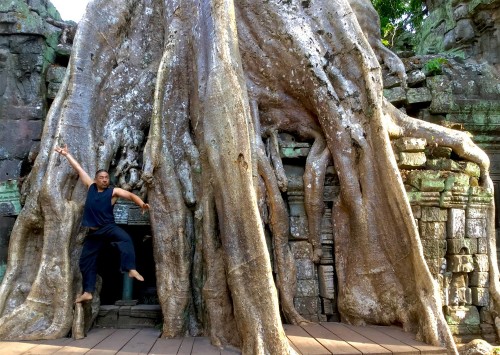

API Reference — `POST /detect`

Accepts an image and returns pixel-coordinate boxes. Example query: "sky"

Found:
[50,0,91,22]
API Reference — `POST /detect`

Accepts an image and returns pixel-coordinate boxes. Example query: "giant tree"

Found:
[0,0,497,354]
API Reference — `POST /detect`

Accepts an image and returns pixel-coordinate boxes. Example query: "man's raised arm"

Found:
[112,188,150,214]
[54,145,93,188]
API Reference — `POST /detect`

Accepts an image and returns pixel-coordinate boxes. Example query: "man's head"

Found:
[94,170,110,190]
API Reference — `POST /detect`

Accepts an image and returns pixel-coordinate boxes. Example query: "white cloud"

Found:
[50,0,91,22]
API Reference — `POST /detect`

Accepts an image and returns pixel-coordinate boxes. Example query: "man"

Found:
[55,144,149,303]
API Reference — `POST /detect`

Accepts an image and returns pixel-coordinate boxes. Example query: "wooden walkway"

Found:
[0,323,447,354]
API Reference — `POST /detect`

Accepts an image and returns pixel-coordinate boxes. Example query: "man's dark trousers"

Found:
[79,224,136,293]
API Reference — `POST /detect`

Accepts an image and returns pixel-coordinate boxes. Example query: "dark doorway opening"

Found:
[96,225,156,305]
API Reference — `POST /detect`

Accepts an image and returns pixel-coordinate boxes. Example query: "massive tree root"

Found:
[0,0,496,354]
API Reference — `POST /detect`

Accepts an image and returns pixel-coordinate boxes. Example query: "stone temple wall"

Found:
[279,133,494,341]
[0,0,72,282]
[418,0,500,70]
[279,55,499,342]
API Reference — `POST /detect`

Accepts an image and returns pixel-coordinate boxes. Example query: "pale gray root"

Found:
[267,130,288,192]
[385,100,491,181]
[195,1,293,353]
[200,190,241,347]
[251,100,306,325]
[142,16,193,335]
[303,136,332,264]
[0,0,163,340]
[72,303,85,339]
[258,151,308,325]
[235,0,457,352]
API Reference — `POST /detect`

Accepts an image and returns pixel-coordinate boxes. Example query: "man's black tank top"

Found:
[82,183,115,228]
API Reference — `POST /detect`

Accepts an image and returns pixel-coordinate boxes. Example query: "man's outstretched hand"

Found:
[141,203,150,215]
[55,144,69,156]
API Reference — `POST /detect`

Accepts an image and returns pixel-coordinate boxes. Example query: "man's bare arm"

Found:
[113,188,150,213]
[54,145,93,188]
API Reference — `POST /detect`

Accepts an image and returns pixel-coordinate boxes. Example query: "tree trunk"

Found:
[0,0,496,354]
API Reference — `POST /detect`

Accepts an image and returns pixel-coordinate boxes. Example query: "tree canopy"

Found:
[371,0,426,47]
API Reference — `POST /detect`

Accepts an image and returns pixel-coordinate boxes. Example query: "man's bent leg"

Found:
[78,234,103,301]
[108,225,144,281]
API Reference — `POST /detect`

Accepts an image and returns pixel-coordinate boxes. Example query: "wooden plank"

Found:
[342,324,420,355]
[191,337,220,355]
[23,337,75,354]
[300,323,361,355]
[148,337,183,355]
[86,329,140,355]
[320,323,391,355]
[0,340,38,354]
[116,328,160,355]
[371,326,447,354]
[54,328,117,355]
[284,324,331,355]
[177,337,195,355]
[288,339,302,355]
[220,344,241,354]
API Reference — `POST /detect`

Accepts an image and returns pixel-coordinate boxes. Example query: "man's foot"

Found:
[75,292,93,303]
[128,269,144,281]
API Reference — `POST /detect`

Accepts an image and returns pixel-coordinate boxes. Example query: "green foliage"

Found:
[423,57,448,75]
[371,0,426,48]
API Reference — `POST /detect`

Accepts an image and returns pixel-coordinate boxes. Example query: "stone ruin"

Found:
[279,52,499,343]
[418,0,500,71]
[280,132,494,342]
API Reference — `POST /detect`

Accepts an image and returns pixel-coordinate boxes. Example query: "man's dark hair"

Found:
[94,169,109,178]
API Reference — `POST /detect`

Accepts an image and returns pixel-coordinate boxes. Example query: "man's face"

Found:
[95,172,110,190]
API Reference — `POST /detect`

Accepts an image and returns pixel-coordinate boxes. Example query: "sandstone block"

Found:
[477,237,488,254]
[479,307,494,324]
[407,70,426,86]
[383,74,403,89]
[469,271,489,288]
[466,207,488,219]
[46,65,67,83]
[296,279,319,297]
[447,208,465,239]
[445,306,480,326]
[471,287,489,306]
[294,297,320,315]
[420,179,445,192]
[318,265,335,299]
[421,239,447,259]
[465,218,486,239]
[427,76,453,113]
[447,254,474,272]
[290,241,312,259]
[426,158,461,172]
[407,170,442,190]
[321,297,335,315]
[425,145,452,159]
[289,216,308,240]
[407,87,432,104]
[421,207,448,222]
[398,152,426,168]
[320,244,333,264]
[393,137,427,152]
[419,221,446,239]
[384,87,406,104]
[473,254,488,272]
[411,205,421,219]
[447,238,477,255]
[445,173,470,189]
[459,161,480,178]
[295,258,315,280]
